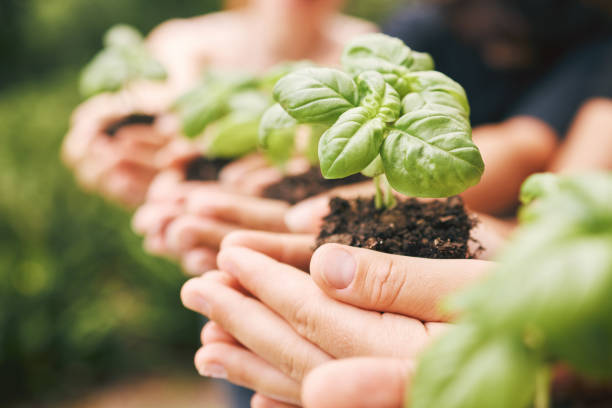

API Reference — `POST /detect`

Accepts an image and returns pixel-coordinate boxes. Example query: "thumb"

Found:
[302,357,413,408]
[310,244,493,321]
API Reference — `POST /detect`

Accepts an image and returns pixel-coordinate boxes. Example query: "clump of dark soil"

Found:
[262,167,367,204]
[316,196,479,259]
[184,155,231,182]
[104,113,156,136]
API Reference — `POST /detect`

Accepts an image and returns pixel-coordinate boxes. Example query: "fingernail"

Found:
[199,363,227,379]
[321,248,355,289]
[285,196,328,233]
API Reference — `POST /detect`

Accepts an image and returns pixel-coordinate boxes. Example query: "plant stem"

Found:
[374,175,383,209]
[534,366,551,408]
[383,177,397,208]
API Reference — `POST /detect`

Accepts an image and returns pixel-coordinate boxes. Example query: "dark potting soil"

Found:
[316,196,479,259]
[261,167,367,205]
[184,155,232,182]
[104,114,156,137]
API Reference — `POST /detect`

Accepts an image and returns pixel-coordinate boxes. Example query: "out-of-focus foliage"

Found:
[410,172,612,408]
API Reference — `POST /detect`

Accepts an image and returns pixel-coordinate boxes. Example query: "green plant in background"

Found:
[80,24,167,98]
[410,172,612,408]
[259,34,484,208]
[173,61,315,163]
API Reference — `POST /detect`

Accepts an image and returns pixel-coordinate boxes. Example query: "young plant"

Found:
[173,63,313,161]
[80,24,167,99]
[259,33,484,208]
[410,172,612,408]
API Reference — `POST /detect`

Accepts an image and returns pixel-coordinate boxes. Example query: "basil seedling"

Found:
[411,172,612,408]
[80,25,167,99]
[259,33,484,207]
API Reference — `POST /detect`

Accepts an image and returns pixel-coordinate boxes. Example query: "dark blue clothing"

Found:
[384,1,612,136]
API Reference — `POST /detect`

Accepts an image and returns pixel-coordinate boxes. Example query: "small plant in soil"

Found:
[410,172,612,408]
[172,64,368,198]
[260,33,484,257]
[80,24,167,136]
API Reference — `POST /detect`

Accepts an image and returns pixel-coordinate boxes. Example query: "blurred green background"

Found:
[0,0,401,406]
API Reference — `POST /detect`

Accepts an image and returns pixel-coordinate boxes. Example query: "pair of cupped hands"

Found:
[133,155,509,408]
[63,89,512,408]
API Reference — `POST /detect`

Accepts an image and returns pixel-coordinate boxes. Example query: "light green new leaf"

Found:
[273,67,359,124]
[381,110,483,197]
[342,33,434,95]
[356,71,401,123]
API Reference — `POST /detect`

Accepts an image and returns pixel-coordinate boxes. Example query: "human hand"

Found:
[181,231,495,404]
[62,84,175,207]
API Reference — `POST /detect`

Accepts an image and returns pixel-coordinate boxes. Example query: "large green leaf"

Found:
[273,67,358,124]
[381,110,483,197]
[205,112,260,158]
[258,103,298,165]
[411,326,538,408]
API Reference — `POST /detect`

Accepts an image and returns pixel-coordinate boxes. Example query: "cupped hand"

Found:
[62,84,175,207]
[181,231,495,403]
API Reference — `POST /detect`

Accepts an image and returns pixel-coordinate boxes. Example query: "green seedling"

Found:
[259,33,484,208]
[411,172,612,408]
[80,24,167,99]
[173,62,313,161]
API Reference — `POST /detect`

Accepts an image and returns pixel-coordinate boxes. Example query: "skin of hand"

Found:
[62,83,177,207]
[460,116,558,216]
[181,230,496,404]
[548,98,612,172]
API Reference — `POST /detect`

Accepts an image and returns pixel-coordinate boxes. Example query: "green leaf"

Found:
[318,107,385,178]
[318,71,400,179]
[402,71,470,115]
[103,24,143,48]
[361,155,385,177]
[205,112,260,159]
[411,326,538,408]
[258,103,298,166]
[341,33,434,95]
[381,110,483,197]
[273,67,358,124]
[80,25,167,98]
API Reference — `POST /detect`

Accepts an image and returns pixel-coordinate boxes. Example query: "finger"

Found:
[182,247,218,275]
[219,153,270,189]
[181,276,332,381]
[235,166,284,196]
[155,137,200,168]
[165,214,239,254]
[469,212,516,260]
[101,164,156,207]
[302,358,414,408]
[284,181,374,233]
[132,201,183,236]
[195,343,301,405]
[310,244,493,322]
[221,231,314,272]
[187,190,290,232]
[201,321,240,346]
[251,394,301,408]
[217,247,430,358]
